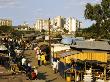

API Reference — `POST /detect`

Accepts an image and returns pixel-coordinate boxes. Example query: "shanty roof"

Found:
[58,50,79,57]
[70,41,110,51]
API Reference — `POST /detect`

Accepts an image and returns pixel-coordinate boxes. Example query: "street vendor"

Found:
[65,56,71,69]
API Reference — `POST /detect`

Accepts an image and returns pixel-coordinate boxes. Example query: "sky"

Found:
[0,0,101,28]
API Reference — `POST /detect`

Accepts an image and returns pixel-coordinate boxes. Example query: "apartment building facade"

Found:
[34,16,81,33]
[35,19,49,31]
[64,17,81,34]
[0,19,12,26]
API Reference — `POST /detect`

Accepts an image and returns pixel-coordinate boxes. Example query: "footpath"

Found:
[24,50,66,82]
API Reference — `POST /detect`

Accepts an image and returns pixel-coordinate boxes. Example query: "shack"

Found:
[70,40,110,81]
[53,41,110,81]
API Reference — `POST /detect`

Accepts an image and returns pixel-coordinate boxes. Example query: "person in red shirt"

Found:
[31,70,37,80]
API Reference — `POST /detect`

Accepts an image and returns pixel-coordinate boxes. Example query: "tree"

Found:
[84,0,110,39]
[11,30,23,38]
[0,26,13,34]
[41,29,46,35]
[63,28,69,33]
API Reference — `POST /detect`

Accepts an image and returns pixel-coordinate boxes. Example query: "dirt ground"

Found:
[0,50,110,82]
[23,50,66,82]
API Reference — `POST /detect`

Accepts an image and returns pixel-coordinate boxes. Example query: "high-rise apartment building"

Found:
[53,16,65,28]
[42,20,49,31]
[35,19,43,31]
[34,16,81,33]
[0,19,12,26]
[64,17,81,33]
[35,19,49,31]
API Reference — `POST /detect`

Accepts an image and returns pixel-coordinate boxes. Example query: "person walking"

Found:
[31,70,37,80]
[41,52,45,65]
[37,54,41,66]
[34,67,38,80]
[52,61,57,74]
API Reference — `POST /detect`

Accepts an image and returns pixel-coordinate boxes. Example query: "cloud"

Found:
[64,0,101,6]
[80,0,101,5]
[0,0,20,8]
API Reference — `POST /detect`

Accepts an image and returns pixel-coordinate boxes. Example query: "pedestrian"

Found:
[21,57,26,65]
[34,46,40,58]
[65,56,71,69]
[31,69,37,80]
[37,54,41,66]
[52,61,57,73]
[34,66,38,80]
[41,52,45,65]
[21,57,27,71]
[26,63,32,79]
[56,59,59,73]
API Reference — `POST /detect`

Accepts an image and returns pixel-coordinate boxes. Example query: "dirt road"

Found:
[24,50,66,82]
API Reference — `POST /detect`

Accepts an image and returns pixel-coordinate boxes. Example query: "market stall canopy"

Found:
[58,51,79,57]
[0,45,7,51]
[57,51,108,63]
[71,52,108,63]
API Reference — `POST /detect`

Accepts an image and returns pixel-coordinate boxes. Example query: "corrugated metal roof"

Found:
[70,41,110,51]
[59,51,79,57]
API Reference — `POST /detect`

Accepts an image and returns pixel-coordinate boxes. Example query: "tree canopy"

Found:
[0,26,13,33]
[84,0,110,39]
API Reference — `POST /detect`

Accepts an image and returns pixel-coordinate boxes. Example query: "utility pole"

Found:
[48,18,51,62]
[104,64,106,81]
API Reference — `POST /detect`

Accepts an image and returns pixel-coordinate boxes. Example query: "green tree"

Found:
[84,0,110,39]
[63,28,69,33]
[41,29,46,35]
[0,26,13,34]
[11,30,23,38]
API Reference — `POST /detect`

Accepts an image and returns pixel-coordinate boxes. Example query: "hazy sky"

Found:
[0,0,101,27]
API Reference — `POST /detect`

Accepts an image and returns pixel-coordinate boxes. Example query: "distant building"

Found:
[34,19,49,31]
[53,16,65,29]
[0,19,12,26]
[64,17,81,34]
[15,26,31,31]
[42,19,49,31]
[35,19,43,31]
[34,16,81,33]
[14,22,31,31]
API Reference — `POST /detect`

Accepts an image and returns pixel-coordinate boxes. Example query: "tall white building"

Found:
[34,16,81,33]
[64,17,81,33]
[0,19,12,26]
[53,16,65,29]
[35,19,43,31]
[42,19,49,31]
[34,18,50,31]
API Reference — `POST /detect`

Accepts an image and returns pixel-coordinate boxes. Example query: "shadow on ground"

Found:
[46,78,57,82]
[37,72,47,80]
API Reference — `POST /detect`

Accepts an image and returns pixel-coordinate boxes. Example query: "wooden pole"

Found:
[48,18,51,62]
[81,72,83,81]
[104,64,106,81]
[75,62,77,82]
[85,61,86,73]
[75,69,76,82]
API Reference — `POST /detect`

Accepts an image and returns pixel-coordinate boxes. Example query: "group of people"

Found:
[34,46,47,66]
[21,56,38,80]
[37,52,47,66]
[51,56,83,81]
[0,37,39,80]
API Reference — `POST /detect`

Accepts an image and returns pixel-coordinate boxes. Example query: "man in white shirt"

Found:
[52,61,57,73]
[22,57,26,65]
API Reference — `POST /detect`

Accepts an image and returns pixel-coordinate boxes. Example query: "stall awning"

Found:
[71,52,107,63]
